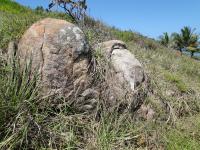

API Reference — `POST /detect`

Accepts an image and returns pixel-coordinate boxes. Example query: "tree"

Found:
[171,32,184,53]
[181,27,198,47]
[48,0,87,22]
[172,26,199,56]
[35,6,45,13]
[187,46,200,57]
[159,32,170,47]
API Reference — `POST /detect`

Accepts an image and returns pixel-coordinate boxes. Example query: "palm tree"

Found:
[187,46,200,57]
[182,27,199,57]
[172,26,199,56]
[171,32,184,53]
[159,32,170,47]
[181,27,198,47]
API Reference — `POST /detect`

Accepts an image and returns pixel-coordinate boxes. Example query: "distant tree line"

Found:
[159,27,200,57]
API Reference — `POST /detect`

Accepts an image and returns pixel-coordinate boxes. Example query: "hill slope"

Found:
[0,0,200,149]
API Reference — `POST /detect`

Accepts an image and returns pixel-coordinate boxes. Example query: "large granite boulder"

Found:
[18,18,90,99]
[96,40,148,112]
[17,18,148,114]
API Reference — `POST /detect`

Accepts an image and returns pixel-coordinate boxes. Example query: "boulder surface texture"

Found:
[97,40,147,112]
[18,18,89,97]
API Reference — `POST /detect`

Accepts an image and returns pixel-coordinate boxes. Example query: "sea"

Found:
[183,51,200,57]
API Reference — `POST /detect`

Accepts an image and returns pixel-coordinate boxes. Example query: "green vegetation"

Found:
[0,0,72,50]
[159,32,170,47]
[164,72,188,93]
[0,0,29,14]
[0,0,200,149]
[159,26,200,58]
[165,115,200,150]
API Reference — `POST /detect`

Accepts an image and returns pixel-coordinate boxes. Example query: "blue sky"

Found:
[15,0,200,39]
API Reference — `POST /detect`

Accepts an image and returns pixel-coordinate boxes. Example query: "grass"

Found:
[0,55,39,149]
[164,72,188,93]
[0,0,29,14]
[164,115,200,150]
[135,47,199,123]
[0,0,72,50]
[1,0,200,149]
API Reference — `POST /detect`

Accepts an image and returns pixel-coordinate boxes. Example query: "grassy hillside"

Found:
[0,0,72,50]
[0,0,29,14]
[1,0,200,149]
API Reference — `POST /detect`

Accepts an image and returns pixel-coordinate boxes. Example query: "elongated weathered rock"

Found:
[96,40,148,112]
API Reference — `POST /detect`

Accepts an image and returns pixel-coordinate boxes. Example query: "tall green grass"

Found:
[1,0,200,149]
[0,53,40,149]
